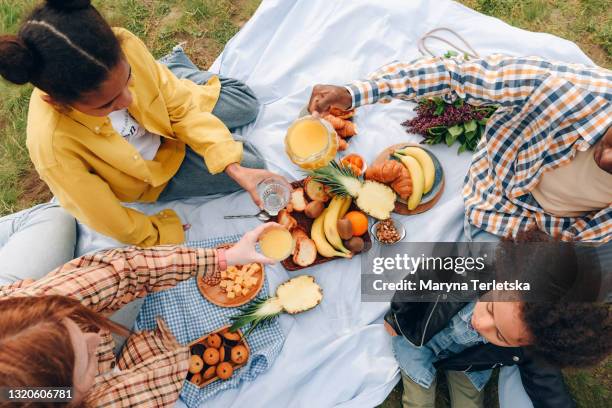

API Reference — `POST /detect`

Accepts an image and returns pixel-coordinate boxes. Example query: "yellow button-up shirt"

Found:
[26,28,243,247]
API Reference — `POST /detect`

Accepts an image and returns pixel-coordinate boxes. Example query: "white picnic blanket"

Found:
[76,0,594,406]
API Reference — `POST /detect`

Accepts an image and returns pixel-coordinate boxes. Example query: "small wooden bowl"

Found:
[187,325,250,388]
[197,245,265,308]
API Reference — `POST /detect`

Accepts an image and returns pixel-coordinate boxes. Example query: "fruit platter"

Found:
[187,326,250,387]
[273,176,373,271]
[197,254,265,307]
[370,144,445,215]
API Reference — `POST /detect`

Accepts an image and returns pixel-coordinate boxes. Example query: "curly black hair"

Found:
[522,302,612,368]
[498,229,612,368]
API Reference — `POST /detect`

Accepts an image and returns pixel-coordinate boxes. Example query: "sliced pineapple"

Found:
[229,275,323,336]
[356,181,396,220]
[309,161,396,220]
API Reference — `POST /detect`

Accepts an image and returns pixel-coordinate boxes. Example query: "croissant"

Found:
[365,160,412,199]
[329,106,356,119]
[322,114,358,138]
[336,121,357,138]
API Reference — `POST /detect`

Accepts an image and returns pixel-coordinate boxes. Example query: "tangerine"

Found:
[344,211,368,236]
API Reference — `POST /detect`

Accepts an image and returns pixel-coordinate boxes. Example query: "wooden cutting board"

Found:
[371,143,445,215]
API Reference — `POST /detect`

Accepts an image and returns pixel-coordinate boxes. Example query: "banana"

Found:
[396,146,435,194]
[311,208,352,258]
[339,195,352,218]
[393,153,424,210]
[323,196,351,254]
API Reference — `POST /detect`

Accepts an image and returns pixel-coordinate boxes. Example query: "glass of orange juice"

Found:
[258,226,294,261]
[285,115,338,170]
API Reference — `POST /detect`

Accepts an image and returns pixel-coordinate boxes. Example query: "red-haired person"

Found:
[0,223,277,407]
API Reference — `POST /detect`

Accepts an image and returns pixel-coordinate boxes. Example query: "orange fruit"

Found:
[344,211,368,236]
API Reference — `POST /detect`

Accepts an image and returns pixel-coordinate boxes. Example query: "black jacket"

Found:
[386,298,575,408]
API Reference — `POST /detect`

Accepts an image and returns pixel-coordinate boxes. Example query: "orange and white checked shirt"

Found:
[0,246,218,407]
[346,55,611,242]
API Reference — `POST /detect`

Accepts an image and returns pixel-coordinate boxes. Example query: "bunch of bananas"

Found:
[392,147,436,210]
[310,195,353,258]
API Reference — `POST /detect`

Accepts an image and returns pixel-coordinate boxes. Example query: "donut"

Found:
[191,373,203,386]
[231,345,249,364]
[188,355,204,374]
[216,362,233,380]
[206,334,222,348]
[218,346,225,362]
[203,348,220,365]
[203,366,216,380]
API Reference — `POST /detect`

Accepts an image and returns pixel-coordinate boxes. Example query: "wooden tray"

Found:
[372,143,445,215]
[273,180,372,271]
[187,325,249,388]
[197,245,265,308]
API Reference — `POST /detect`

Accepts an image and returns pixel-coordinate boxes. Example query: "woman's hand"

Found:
[225,163,291,208]
[225,222,281,266]
[307,84,353,114]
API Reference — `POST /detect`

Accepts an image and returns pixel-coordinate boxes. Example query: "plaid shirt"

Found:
[0,246,218,407]
[346,55,611,242]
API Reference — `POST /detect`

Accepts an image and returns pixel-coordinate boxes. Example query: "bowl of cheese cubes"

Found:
[197,246,265,307]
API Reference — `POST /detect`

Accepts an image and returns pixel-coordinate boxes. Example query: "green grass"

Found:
[0,1,610,406]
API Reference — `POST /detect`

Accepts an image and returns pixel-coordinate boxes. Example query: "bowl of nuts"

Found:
[371,217,406,245]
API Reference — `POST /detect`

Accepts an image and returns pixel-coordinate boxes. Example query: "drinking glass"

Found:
[257,178,291,216]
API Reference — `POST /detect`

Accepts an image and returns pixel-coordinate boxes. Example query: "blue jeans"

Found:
[157,45,265,201]
[0,202,77,285]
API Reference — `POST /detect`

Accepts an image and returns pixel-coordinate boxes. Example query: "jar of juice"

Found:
[285,115,338,170]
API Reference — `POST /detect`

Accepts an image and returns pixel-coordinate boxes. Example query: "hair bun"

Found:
[46,0,92,11]
[0,36,34,85]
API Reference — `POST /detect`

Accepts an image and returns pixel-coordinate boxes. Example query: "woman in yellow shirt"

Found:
[0,0,287,247]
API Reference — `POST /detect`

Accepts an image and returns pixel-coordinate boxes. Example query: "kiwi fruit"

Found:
[337,218,354,240]
[344,236,364,253]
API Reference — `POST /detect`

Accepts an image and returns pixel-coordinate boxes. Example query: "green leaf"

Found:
[478,118,489,126]
[445,132,454,146]
[434,104,445,116]
[464,119,477,133]
[448,125,464,137]
[465,130,477,140]
[453,98,464,108]
[458,144,467,154]
[427,126,447,136]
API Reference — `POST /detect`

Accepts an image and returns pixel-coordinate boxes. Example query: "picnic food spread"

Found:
[197,105,446,392]
[188,327,250,387]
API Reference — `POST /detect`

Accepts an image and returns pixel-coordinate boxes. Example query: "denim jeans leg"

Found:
[159,46,260,130]
[0,203,77,285]
[156,46,265,201]
[498,366,534,408]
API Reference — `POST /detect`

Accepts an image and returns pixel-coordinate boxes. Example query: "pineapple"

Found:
[229,275,323,337]
[309,161,396,220]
